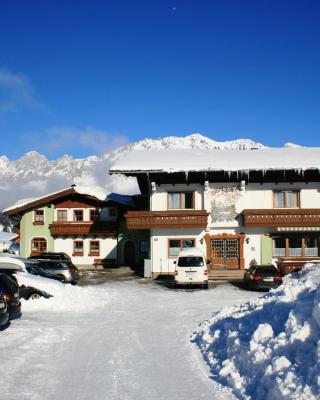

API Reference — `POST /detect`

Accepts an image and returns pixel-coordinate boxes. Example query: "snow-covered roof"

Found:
[110,147,320,174]
[0,232,18,242]
[3,185,108,215]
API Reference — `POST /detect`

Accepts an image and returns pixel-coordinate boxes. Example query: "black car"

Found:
[244,264,283,290]
[19,285,53,300]
[0,273,22,319]
[0,293,9,328]
[28,252,71,261]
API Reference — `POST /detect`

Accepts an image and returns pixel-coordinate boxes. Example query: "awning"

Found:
[277,227,320,232]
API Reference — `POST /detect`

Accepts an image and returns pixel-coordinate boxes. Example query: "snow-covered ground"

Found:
[193,264,320,400]
[0,277,260,400]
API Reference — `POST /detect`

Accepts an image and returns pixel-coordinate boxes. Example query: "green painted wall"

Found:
[261,235,273,264]
[20,206,54,257]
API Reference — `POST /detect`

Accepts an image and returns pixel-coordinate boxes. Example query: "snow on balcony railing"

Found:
[305,248,318,256]
[273,248,286,257]
[289,248,302,257]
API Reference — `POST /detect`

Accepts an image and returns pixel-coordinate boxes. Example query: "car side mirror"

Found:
[173,260,176,264]
[206,259,210,264]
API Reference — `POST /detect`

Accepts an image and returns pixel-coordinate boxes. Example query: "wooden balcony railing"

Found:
[50,222,117,236]
[125,210,209,229]
[242,209,320,227]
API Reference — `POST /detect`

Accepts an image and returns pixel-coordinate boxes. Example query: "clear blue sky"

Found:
[1,0,320,159]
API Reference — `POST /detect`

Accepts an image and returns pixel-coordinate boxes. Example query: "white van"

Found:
[174,248,209,288]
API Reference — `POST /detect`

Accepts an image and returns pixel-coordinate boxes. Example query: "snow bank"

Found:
[193,264,320,400]
[16,271,110,313]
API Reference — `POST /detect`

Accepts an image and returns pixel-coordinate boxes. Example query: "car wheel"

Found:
[203,282,209,289]
[28,292,42,300]
[57,275,67,283]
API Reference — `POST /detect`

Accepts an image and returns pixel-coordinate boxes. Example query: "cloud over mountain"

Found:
[0,133,266,211]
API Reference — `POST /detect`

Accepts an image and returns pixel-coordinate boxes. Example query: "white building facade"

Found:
[110,147,320,278]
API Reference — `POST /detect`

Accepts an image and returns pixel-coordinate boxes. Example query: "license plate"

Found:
[186,271,196,276]
[263,277,274,282]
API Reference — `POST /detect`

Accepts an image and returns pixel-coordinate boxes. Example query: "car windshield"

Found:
[177,256,204,267]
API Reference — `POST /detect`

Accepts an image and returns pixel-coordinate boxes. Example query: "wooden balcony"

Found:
[125,210,209,229]
[50,222,117,237]
[242,209,320,227]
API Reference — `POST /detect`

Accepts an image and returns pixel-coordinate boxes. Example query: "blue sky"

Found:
[0,0,320,159]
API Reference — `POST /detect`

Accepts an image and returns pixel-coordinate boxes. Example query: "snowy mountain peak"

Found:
[284,142,303,148]
[0,133,306,211]
[108,133,266,160]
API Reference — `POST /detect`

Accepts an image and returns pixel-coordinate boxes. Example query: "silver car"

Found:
[35,259,80,283]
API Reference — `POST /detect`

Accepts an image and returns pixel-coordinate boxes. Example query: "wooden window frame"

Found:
[167,191,195,210]
[33,209,45,225]
[272,234,320,258]
[73,240,84,256]
[30,237,47,255]
[167,238,196,258]
[89,240,100,256]
[57,209,68,222]
[89,209,100,222]
[273,190,300,209]
[73,209,84,222]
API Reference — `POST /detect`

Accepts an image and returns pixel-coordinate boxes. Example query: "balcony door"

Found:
[205,234,244,270]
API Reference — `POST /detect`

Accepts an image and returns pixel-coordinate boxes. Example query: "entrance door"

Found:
[210,238,241,269]
[124,241,135,266]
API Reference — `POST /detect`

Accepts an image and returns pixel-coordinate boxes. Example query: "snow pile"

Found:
[193,264,320,400]
[16,271,110,312]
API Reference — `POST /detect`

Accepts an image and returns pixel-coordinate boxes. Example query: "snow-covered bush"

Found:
[192,264,320,400]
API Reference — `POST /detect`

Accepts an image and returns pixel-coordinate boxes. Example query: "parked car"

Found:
[32,259,80,283]
[8,242,20,255]
[244,264,283,290]
[25,262,66,283]
[174,248,209,288]
[0,293,9,328]
[0,272,21,319]
[19,285,53,300]
[28,252,71,262]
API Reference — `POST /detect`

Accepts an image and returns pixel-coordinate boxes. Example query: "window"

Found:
[34,209,44,224]
[57,210,68,222]
[168,192,194,209]
[73,240,84,256]
[177,257,204,267]
[168,238,195,257]
[273,191,300,208]
[139,240,150,254]
[89,240,100,256]
[273,237,286,257]
[109,208,117,217]
[272,234,320,258]
[74,210,84,222]
[31,237,47,254]
[90,209,99,222]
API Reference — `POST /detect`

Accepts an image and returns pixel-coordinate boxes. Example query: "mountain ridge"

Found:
[0,133,301,211]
